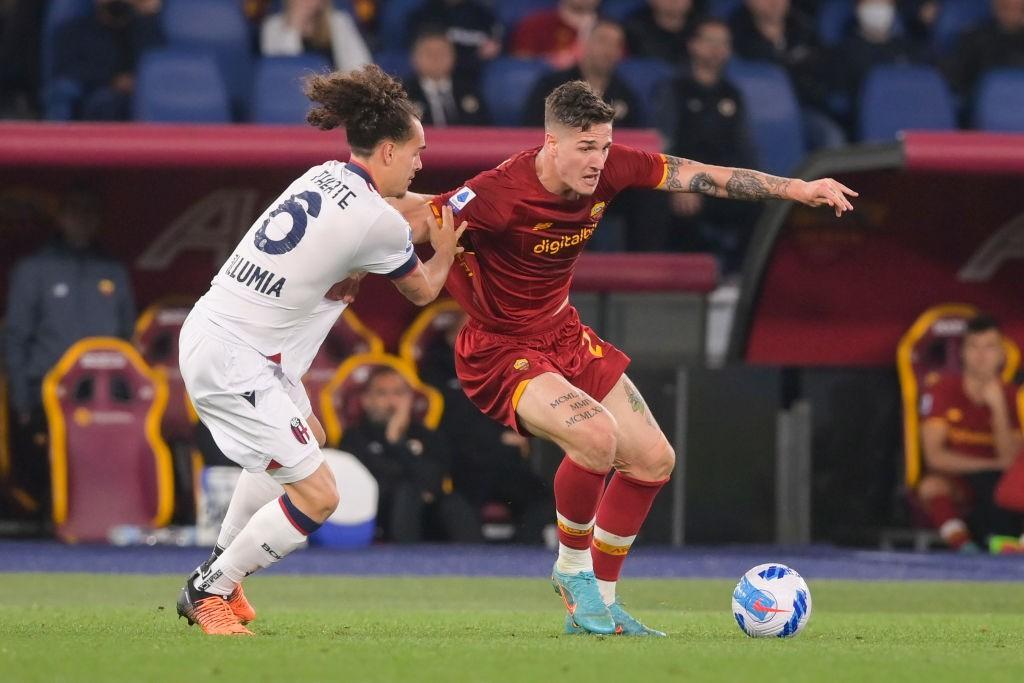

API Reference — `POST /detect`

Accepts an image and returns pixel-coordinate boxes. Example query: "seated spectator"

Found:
[261,0,371,73]
[944,0,1024,96]
[339,366,480,543]
[404,28,489,127]
[730,0,845,149]
[405,0,502,77]
[828,0,926,135]
[902,0,941,44]
[523,18,642,127]
[419,310,552,544]
[52,0,163,121]
[5,189,137,513]
[624,0,695,65]
[918,315,1024,551]
[509,0,600,70]
[657,17,760,268]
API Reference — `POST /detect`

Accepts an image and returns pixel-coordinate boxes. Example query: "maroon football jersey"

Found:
[920,374,1022,459]
[430,144,665,334]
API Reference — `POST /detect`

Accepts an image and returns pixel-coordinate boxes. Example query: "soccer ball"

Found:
[731,563,812,638]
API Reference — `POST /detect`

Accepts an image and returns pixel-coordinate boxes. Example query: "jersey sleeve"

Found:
[430,171,508,234]
[602,144,668,193]
[920,378,952,424]
[354,211,418,278]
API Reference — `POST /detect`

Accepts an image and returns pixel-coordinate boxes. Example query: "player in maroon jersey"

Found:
[919,315,1024,551]
[392,80,857,636]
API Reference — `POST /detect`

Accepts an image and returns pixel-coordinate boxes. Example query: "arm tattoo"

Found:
[688,172,717,195]
[662,155,695,192]
[724,169,792,201]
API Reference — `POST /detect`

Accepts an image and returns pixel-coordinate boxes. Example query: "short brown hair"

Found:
[304,64,418,156]
[543,80,615,131]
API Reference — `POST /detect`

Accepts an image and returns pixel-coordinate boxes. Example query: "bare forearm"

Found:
[990,410,1023,463]
[926,448,1003,474]
[662,155,800,201]
[387,192,437,244]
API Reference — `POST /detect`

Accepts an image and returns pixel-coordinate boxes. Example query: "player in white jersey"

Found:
[175,65,467,636]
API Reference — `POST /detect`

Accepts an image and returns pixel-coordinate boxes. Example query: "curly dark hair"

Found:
[966,313,1000,336]
[304,64,418,156]
[543,80,615,132]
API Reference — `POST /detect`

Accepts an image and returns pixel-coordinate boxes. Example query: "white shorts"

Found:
[179,308,322,484]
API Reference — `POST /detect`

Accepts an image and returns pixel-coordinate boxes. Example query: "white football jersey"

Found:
[197,161,416,371]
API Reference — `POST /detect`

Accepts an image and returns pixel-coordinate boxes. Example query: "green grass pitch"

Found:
[2,573,1023,682]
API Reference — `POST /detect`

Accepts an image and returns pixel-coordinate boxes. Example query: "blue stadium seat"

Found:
[495,0,556,34]
[859,65,956,142]
[932,0,991,54]
[725,60,806,175]
[161,0,252,116]
[41,0,93,84]
[373,49,413,80]
[133,49,231,123]
[251,56,332,125]
[482,57,552,126]
[615,57,676,127]
[973,68,1024,132]
[377,0,428,51]
[602,0,648,22]
[707,0,743,19]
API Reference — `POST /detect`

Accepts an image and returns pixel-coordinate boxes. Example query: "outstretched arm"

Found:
[656,155,858,217]
[388,192,437,244]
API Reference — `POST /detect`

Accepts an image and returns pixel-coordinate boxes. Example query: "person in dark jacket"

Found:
[403,28,490,127]
[52,0,163,120]
[4,189,136,512]
[945,0,1024,96]
[623,0,695,65]
[340,366,481,543]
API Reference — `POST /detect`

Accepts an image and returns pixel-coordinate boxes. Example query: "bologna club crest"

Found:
[290,417,310,444]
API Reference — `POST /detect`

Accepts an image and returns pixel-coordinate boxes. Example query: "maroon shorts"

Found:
[454,306,630,434]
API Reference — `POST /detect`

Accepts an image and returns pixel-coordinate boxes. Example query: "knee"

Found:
[309,480,340,521]
[916,474,949,502]
[619,438,675,481]
[571,419,618,472]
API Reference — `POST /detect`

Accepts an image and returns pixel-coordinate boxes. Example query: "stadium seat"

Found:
[495,0,556,34]
[372,49,413,80]
[41,0,93,86]
[482,57,552,126]
[858,65,956,142]
[42,338,174,543]
[725,60,806,175]
[302,310,385,427]
[308,449,378,547]
[615,57,677,127]
[896,304,1020,491]
[398,299,464,369]
[132,299,197,441]
[602,0,648,22]
[133,49,231,123]
[376,0,427,51]
[319,353,443,446]
[161,0,253,117]
[973,69,1024,133]
[251,56,332,124]
[932,0,991,55]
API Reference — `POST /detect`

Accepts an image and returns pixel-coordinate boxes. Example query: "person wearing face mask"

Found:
[828,0,924,137]
[51,0,163,121]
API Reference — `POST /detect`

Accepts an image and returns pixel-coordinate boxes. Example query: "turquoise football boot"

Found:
[550,565,616,635]
[564,600,667,637]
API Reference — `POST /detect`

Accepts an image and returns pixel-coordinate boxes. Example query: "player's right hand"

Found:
[430,204,467,258]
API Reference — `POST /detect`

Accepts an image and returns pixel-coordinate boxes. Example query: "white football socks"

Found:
[195,497,307,596]
[596,579,617,606]
[216,470,284,550]
[555,544,593,575]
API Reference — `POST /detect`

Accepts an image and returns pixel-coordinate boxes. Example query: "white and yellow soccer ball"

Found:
[731,563,812,638]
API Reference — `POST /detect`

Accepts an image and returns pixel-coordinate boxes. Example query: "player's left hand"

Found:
[324,271,367,304]
[794,178,858,217]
